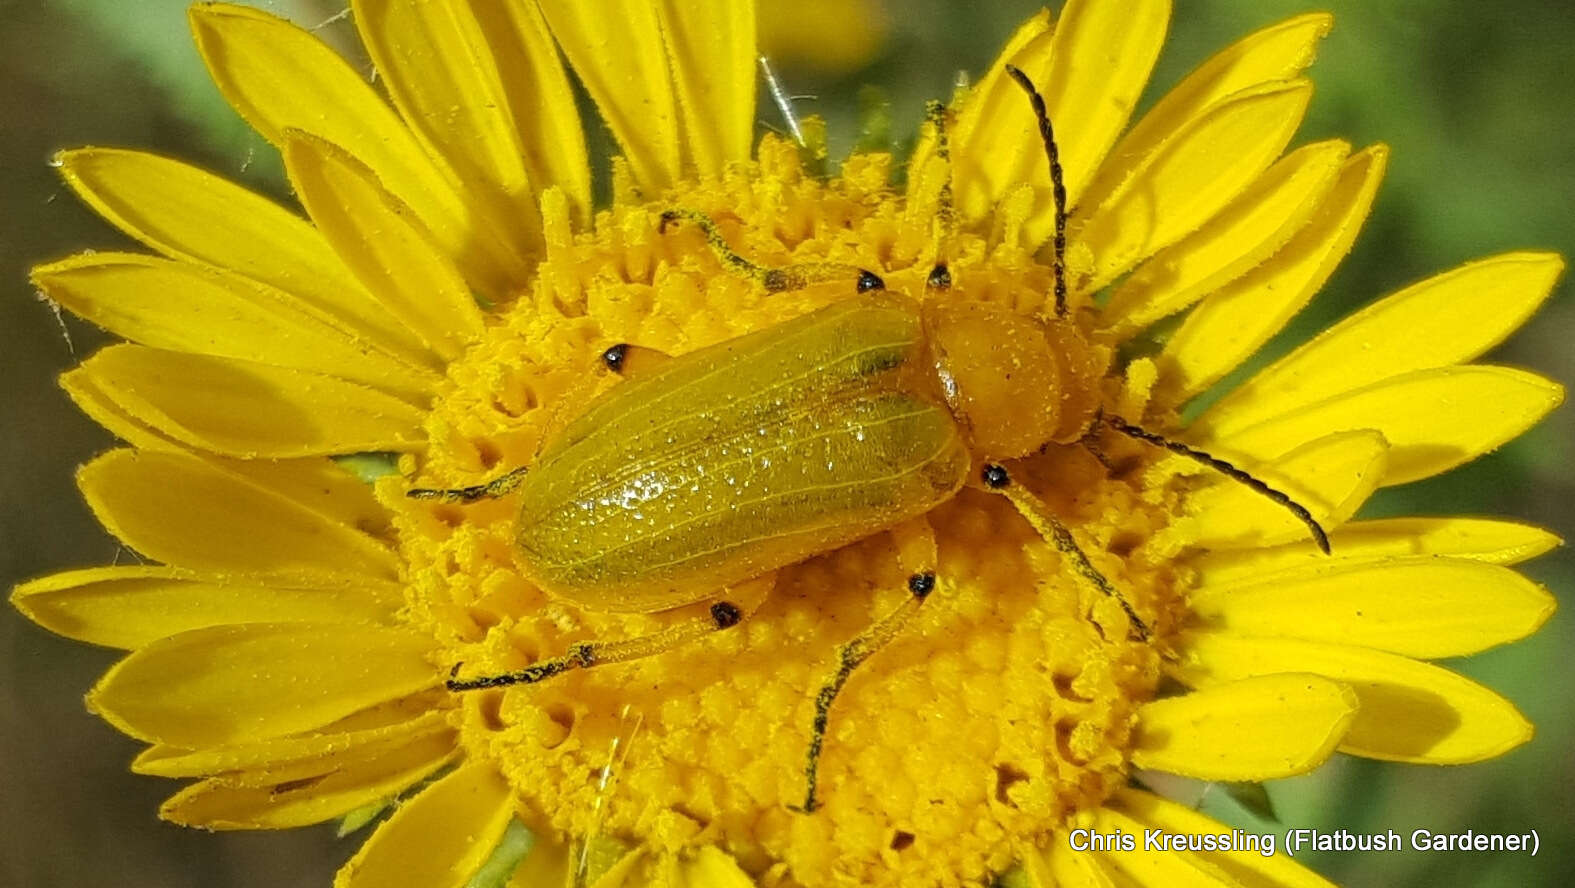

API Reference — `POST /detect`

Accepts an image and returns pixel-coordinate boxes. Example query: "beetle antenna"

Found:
[1102,415,1332,554]
[1004,65,1067,319]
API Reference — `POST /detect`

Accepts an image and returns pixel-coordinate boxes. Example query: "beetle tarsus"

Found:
[446,661,566,691]
[922,99,957,242]
[445,642,596,691]
[407,465,529,503]
[803,646,859,815]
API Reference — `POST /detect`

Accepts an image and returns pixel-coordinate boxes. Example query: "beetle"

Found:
[409,68,1329,813]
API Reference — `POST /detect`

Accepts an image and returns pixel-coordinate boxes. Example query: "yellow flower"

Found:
[12,2,1563,887]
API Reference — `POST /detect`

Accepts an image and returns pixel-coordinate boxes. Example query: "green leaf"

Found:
[578,834,634,886]
[464,820,536,888]
[335,452,402,484]
[336,800,390,837]
[1220,780,1278,822]
[994,863,1032,888]
[853,85,894,155]
[798,115,830,178]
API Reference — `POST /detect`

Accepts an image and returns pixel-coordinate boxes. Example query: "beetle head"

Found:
[921,300,1106,459]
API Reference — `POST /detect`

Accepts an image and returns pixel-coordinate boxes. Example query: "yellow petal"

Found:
[1104,13,1333,189]
[282,131,485,361]
[1102,140,1348,338]
[1158,429,1387,552]
[1201,252,1565,437]
[656,0,756,177]
[1191,557,1555,659]
[1195,517,1561,586]
[74,345,426,458]
[1037,839,1118,888]
[58,449,398,572]
[1133,674,1356,780]
[508,832,571,887]
[584,846,649,888]
[135,708,449,778]
[677,847,756,888]
[538,0,679,191]
[938,9,1051,222]
[1174,632,1534,763]
[1070,80,1313,292]
[11,566,400,650]
[1038,0,1171,207]
[1111,787,1339,888]
[138,690,447,776]
[335,762,515,888]
[226,456,395,538]
[55,148,428,362]
[1089,805,1249,888]
[34,252,440,399]
[1159,145,1388,401]
[161,728,457,830]
[315,689,450,734]
[1007,0,1173,248]
[1208,366,1564,485]
[350,0,541,249]
[465,0,591,220]
[61,368,181,451]
[188,2,527,296]
[90,622,439,747]
[78,449,398,578]
[71,451,399,546]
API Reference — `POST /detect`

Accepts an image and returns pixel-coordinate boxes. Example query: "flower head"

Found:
[13,2,1562,887]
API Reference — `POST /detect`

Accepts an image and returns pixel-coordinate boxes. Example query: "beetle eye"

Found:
[856,270,886,293]
[926,264,952,290]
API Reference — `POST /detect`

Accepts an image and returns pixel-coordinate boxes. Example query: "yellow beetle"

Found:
[411,69,1327,812]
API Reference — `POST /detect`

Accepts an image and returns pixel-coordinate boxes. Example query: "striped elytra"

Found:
[514,296,971,612]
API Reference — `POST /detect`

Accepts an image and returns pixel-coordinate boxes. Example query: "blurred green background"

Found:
[1,1,1569,886]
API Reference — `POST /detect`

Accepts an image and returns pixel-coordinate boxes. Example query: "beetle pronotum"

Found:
[409,67,1330,813]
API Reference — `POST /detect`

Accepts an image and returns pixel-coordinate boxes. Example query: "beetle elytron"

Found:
[410,68,1328,813]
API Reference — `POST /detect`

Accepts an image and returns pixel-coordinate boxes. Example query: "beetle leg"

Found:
[1079,433,1119,474]
[657,208,881,294]
[922,99,957,253]
[406,465,529,503]
[798,519,939,814]
[980,463,1152,642]
[446,578,772,692]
